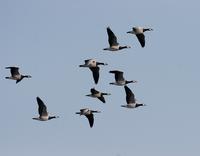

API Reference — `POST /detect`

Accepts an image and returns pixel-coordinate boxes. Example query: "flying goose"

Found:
[121,85,146,108]
[109,70,137,86]
[103,27,131,51]
[127,27,153,47]
[86,88,111,103]
[5,66,31,83]
[76,108,101,128]
[32,97,59,121]
[79,59,108,84]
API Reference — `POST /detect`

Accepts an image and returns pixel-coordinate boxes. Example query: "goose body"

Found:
[127,27,153,47]
[109,70,137,86]
[104,27,131,51]
[86,88,111,103]
[5,66,31,83]
[76,108,101,128]
[79,59,107,84]
[121,86,145,108]
[32,97,59,121]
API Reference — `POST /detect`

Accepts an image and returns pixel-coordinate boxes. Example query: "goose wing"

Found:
[90,67,99,84]
[85,114,94,128]
[6,67,20,76]
[90,88,99,94]
[136,33,145,47]
[98,95,106,103]
[124,86,135,104]
[84,59,91,64]
[110,70,124,81]
[36,97,48,116]
[107,27,119,46]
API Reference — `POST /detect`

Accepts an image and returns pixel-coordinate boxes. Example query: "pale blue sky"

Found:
[0,0,200,156]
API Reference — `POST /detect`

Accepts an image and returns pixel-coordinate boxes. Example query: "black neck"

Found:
[143,28,151,32]
[48,116,56,120]
[136,104,143,107]
[97,62,105,65]
[102,93,109,95]
[22,75,29,78]
[119,46,128,50]
[125,80,133,84]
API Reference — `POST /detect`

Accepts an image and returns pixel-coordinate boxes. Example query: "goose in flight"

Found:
[86,88,111,103]
[103,27,131,51]
[109,70,137,86]
[32,97,59,121]
[127,27,153,47]
[5,66,31,83]
[121,86,146,108]
[76,108,101,128]
[79,59,107,84]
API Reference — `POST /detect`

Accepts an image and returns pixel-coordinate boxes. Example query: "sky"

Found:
[0,0,200,156]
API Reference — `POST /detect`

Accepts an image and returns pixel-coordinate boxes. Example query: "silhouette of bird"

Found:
[76,108,101,128]
[32,97,59,121]
[121,86,146,108]
[79,59,107,84]
[86,88,111,103]
[127,26,153,47]
[109,70,137,86]
[5,66,31,83]
[103,27,131,51]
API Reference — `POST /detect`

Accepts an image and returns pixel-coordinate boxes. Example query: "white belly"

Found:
[93,93,101,97]
[40,116,49,121]
[110,45,119,50]
[135,27,143,34]
[116,81,126,85]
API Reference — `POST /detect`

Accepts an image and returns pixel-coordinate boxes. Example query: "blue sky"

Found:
[0,0,200,156]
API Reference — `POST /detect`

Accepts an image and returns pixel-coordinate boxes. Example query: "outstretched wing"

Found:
[6,67,20,76]
[110,70,124,81]
[107,27,119,46]
[124,86,135,104]
[90,88,99,94]
[90,67,100,84]
[98,95,106,103]
[85,114,94,128]
[36,97,48,116]
[136,33,145,47]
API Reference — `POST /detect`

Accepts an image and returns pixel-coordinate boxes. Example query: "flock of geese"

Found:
[5,26,153,128]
